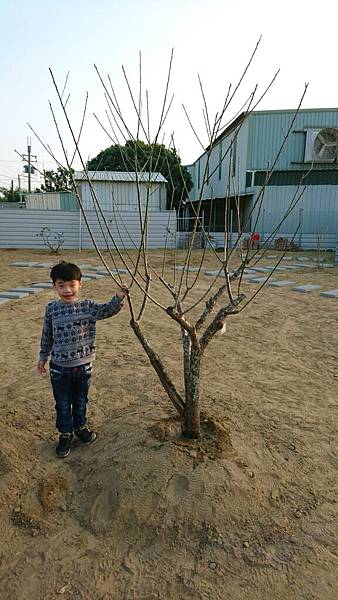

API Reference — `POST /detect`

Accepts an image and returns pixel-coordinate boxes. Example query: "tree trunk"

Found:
[183,346,202,438]
[130,319,185,416]
[131,318,203,439]
[181,328,191,402]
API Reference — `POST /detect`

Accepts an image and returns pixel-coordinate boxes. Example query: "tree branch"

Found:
[130,319,185,415]
[200,294,246,351]
[166,307,201,352]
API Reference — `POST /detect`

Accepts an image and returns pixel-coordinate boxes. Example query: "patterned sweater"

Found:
[39,296,123,367]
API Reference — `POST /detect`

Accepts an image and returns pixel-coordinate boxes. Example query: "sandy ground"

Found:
[0,247,337,600]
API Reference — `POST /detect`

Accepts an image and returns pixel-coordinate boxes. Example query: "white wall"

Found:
[78,180,167,211]
[0,209,176,249]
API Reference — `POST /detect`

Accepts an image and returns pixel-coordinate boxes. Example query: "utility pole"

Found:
[18,175,22,204]
[14,138,37,193]
[27,141,32,192]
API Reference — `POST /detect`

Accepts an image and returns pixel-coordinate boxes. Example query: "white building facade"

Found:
[74,171,167,212]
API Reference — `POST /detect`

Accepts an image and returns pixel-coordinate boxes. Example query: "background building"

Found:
[74,171,167,212]
[25,191,77,210]
[0,171,173,249]
[185,109,338,249]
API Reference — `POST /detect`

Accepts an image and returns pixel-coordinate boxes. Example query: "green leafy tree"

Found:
[41,167,74,192]
[87,140,193,210]
[0,186,22,202]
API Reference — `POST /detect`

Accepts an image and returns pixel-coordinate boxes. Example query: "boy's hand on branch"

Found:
[37,360,47,374]
[116,284,129,300]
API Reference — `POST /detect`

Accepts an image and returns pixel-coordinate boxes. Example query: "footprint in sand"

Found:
[167,474,190,500]
[89,486,120,534]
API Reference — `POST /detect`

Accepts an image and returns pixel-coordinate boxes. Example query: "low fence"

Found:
[0,208,177,250]
[0,207,336,251]
[177,231,337,251]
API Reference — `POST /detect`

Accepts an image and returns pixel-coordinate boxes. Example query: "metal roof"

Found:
[74,171,167,183]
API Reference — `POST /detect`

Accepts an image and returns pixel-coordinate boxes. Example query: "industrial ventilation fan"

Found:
[304,127,338,162]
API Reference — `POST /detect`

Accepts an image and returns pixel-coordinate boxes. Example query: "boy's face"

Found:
[53,278,82,303]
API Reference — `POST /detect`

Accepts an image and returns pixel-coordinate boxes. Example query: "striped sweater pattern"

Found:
[39,296,123,367]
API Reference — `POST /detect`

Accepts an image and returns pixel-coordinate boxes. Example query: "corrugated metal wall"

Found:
[188,149,227,201]
[0,209,176,249]
[260,233,337,250]
[187,109,338,199]
[186,110,338,247]
[79,180,167,211]
[25,192,78,210]
[187,119,249,200]
[247,185,338,248]
[247,109,338,171]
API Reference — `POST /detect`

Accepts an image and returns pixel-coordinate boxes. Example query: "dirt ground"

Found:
[0,248,337,600]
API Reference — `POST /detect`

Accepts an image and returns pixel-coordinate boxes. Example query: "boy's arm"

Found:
[38,305,53,366]
[91,286,128,321]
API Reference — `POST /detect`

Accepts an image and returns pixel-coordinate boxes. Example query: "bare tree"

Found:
[31,45,308,438]
[37,226,65,254]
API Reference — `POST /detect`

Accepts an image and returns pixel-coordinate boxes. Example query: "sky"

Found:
[0,0,337,190]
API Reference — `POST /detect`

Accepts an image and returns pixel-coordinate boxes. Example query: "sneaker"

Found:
[74,427,97,445]
[56,433,73,458]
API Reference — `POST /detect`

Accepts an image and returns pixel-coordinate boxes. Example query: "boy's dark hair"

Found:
[50,261,82,283]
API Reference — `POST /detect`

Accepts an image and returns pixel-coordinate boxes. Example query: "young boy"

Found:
[37,261,128,458]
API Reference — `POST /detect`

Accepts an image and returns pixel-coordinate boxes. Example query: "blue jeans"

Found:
[49,361,92,434]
